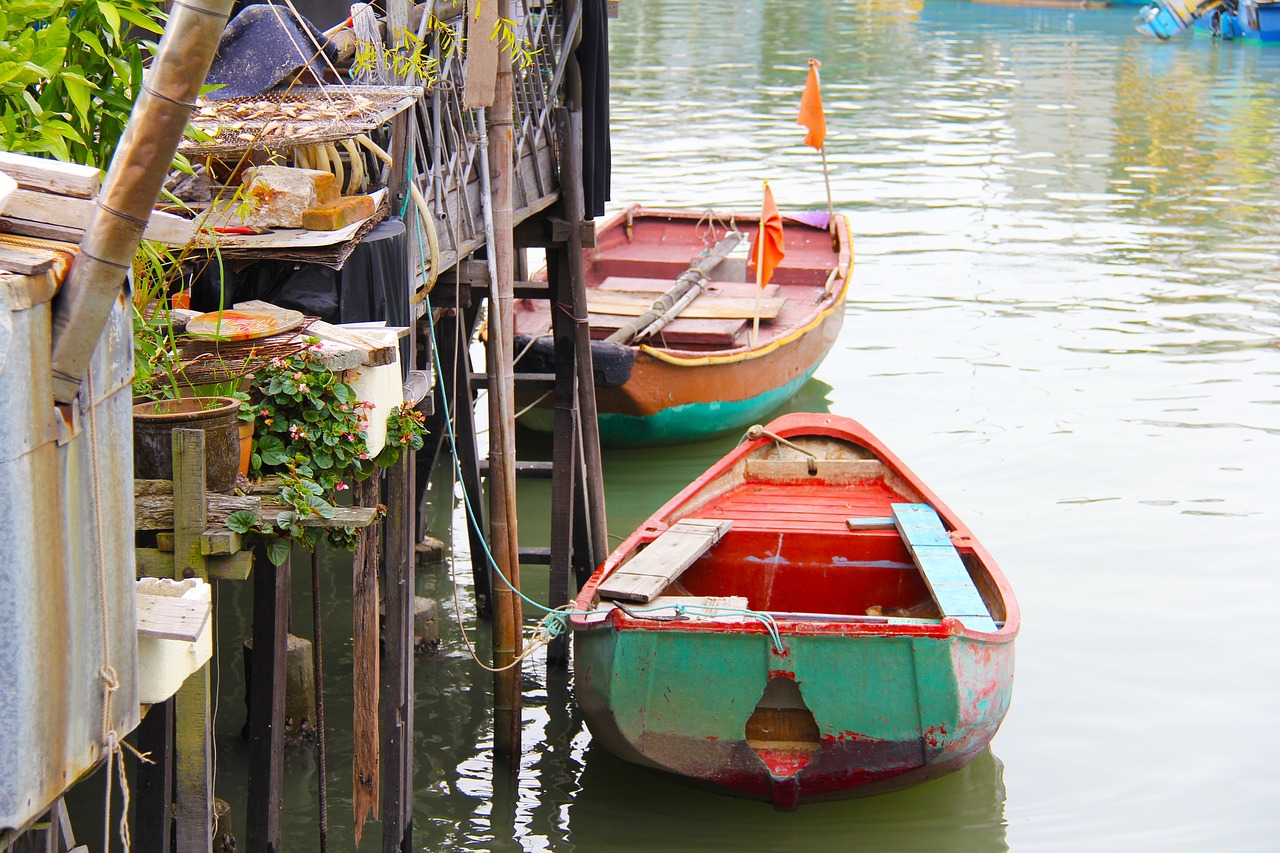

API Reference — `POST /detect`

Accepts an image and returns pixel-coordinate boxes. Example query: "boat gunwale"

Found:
[571,413,1020,641]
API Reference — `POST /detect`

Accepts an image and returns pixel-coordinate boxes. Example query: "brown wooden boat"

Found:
[513,205,853,446]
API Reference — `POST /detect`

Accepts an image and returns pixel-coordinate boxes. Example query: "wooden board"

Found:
[599,276,781,299]
[0,151,101,198]
[597,519,733,603]
[136,593,212,642]
[586,290,784,320]
[7,187,195,244]
[588,315,745,347]
[891,504,998,632]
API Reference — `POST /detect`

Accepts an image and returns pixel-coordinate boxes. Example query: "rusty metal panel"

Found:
[0,282,138,832]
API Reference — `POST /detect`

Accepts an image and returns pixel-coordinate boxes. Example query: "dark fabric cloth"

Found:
[576,0,611,218]
[191,219,409,329]
[205,4,335,100]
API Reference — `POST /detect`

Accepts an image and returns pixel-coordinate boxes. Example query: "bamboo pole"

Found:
[483,2,524,765]
[50,0,234,402]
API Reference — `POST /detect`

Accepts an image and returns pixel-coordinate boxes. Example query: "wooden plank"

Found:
[0,245,55,276]
[845,517,896,530]
[587,314,744,346]
[136,594,211,642]
[745,458,887,483]
[134,491,261,531]
[8,187,195,244]
[599,276,781,299]
[890,504,998,632]
[597,519,733,603]
[586,290,784,320]
[0,151,102,198]
[137,548,252,582]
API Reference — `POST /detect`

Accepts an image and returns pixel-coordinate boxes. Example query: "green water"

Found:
[203,2,1280,850]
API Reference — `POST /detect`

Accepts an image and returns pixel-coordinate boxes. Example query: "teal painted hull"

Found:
[521,369,816,447]
[574,620,1014,805]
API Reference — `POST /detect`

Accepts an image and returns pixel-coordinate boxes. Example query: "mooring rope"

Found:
[86,368,150,852]
[743,423,819,474]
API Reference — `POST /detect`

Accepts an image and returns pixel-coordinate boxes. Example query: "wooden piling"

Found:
[352,476,380,844]
[246,546,290,853]
[487,0,524,766]
[134,699,174,853]
[381,456,415,852]
[172,429,213,853]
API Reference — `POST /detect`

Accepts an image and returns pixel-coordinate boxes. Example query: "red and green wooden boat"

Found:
[570,413,1018,808]
[513,206,853,447]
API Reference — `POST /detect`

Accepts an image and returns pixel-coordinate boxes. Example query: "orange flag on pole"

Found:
[748,181,785,289]
[797,58,826,150]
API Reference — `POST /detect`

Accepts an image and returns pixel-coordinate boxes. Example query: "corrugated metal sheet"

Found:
[0,273,138,831]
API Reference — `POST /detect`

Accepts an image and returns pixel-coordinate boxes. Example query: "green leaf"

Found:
[98,3,123,42]
[304,494,337,519]
[266,537,292,566]
[257,435,288,467]
[225,510,259,534]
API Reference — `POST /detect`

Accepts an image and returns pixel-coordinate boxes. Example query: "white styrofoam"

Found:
[346,329,404,457]
[135,577,213,705]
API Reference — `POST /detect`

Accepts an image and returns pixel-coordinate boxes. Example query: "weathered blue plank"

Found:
[891,504,998,633]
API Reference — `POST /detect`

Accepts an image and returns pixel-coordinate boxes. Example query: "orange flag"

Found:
[748,182,785,289]
[797,58,826,150]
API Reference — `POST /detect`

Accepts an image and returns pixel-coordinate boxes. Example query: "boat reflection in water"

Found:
[562,742,1008,852]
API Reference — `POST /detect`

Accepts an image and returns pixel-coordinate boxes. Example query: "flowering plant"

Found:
[376,404,428,467]
[226,345,376,563]
[249,346,375,490]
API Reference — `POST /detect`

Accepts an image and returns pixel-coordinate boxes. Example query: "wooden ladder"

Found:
[421,108,608,665]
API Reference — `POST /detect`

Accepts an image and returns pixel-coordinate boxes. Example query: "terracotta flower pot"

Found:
[238,419,254,477]
[133,397,241,492]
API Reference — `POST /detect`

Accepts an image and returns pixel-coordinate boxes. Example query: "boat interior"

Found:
[513,211,846,353]
[600,448,1005,627]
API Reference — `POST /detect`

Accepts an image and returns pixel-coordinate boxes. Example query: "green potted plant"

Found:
[129,241,253,491]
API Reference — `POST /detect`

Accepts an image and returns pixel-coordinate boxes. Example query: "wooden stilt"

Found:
[246,547,290,853]
[171,429,212,853]
[558,108,609,577]
[352,476,380,845]
[134,699,174,853]
[486,0,524,766]
[546,235,580,666]
[382,455,415,853]
[310,549,330,853]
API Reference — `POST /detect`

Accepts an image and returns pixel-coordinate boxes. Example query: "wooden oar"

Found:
[604,232,742,344]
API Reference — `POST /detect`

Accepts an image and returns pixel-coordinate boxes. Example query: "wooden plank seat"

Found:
[598,276,782,299]
[587,314,745,347]
[585,289,785,321]
[597,519,733,602]
[890,504,998,633]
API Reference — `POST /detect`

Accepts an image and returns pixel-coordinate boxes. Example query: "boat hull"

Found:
[519,302,843,446]
[515,207,853,447]
[575,619,1013,807]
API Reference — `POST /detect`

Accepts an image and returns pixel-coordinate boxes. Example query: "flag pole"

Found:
[820,143,835,237]
[752,212,765,348]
